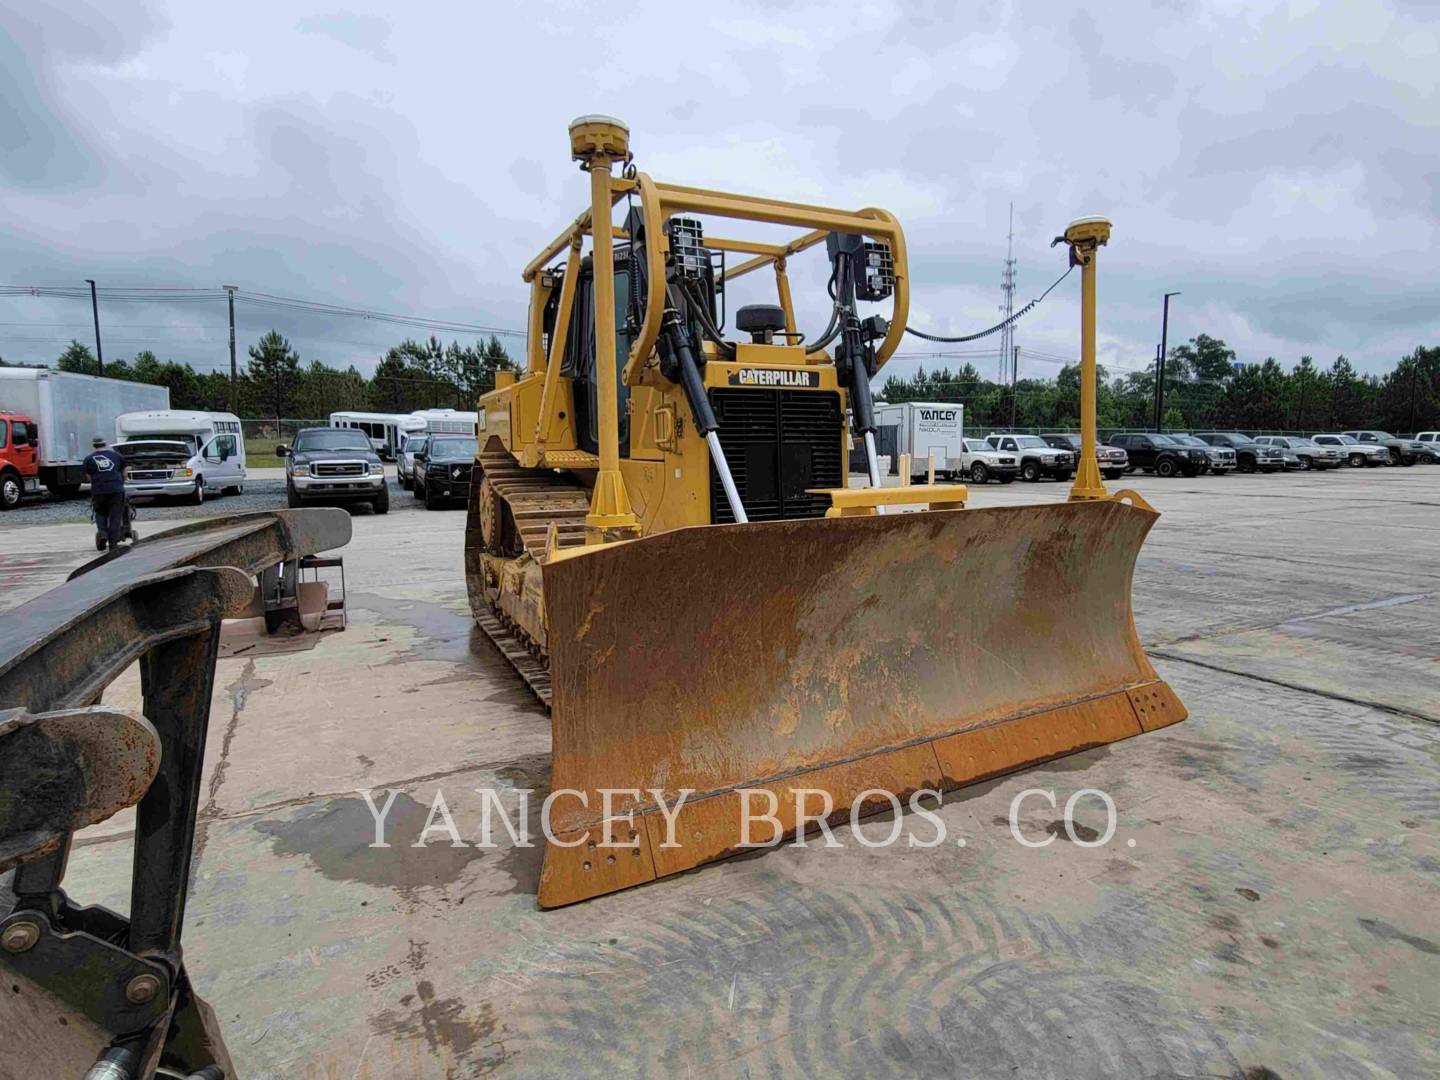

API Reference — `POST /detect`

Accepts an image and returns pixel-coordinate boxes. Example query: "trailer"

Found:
[0,368,169,497]
[874,400,965,479]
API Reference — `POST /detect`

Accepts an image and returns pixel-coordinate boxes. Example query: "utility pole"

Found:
[998,203,1016,386]
[224,285,238,414]
[85,279,104,376]
[1153,291,1180,431]
[1010,346,1019,429]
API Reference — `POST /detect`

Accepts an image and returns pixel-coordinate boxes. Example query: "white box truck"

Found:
[874,401,965,480]
[0,368,169,496]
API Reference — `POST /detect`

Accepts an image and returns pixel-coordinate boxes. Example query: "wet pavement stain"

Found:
[254,793,481,899]
[1357,917,1440,955]
[369,939,514,1075]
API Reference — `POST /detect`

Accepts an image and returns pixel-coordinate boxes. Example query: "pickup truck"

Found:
[951,437,1018,484]
[1040,432,1128,480]
[1167,433,1236,474]
[1253,435,1342,470]
[1107,432,1208,477]
[983,434,1073,482]
[1192,432,1286,473]
[1311,433,1388,467]
[1342,430,1425,466]
[1416,432,1439,463]
[279,427,389,513]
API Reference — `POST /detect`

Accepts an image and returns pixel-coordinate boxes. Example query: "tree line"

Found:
[879,335,1440,434]
[0,331,521,418]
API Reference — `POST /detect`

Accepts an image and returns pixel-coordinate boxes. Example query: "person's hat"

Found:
[92,436,105,447]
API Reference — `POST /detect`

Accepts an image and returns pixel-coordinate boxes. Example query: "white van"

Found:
[113,410,246,503]
[329,412,423,460]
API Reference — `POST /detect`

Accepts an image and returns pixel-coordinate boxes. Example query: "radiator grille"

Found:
[708,389,843,523]
[313,461,365,477]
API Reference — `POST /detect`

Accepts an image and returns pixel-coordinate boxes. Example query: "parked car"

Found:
[397,433,429,490]
[1311,433,1388,468]
[1192,432,1285,473]
[1107,433,1207,477]
[952,437,1018,484]
[1342,430,1425,466]
[278,427,389,513]
[1041,433,1129,480]
[1166,433,1235,474]
[415,435,479,509]
[1253,435,1342,470]
[983,434,1073,482]
[1416,432,1440,463]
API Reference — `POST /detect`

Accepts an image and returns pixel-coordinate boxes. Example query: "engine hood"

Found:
[116,440,191,464]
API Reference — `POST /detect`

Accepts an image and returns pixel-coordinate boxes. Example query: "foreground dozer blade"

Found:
[535,497,1185,907]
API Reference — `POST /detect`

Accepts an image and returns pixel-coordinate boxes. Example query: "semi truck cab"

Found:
[0,412,41,510]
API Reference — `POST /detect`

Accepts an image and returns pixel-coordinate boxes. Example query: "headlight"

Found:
[169,467,193,478]
[369,462,384,475]
[290,465,308,477]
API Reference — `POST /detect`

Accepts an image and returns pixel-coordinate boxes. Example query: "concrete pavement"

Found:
[1,466,1436,1078]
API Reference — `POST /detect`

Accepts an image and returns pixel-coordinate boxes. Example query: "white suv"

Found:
[1254,436,1343,470]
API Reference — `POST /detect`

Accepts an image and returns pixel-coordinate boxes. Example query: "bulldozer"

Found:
[465,115,1186,908]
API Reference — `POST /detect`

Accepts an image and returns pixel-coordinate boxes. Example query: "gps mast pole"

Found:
[1060,217,1111,501]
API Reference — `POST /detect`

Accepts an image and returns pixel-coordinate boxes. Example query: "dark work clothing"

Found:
[84,448,128,494]
[93,492,126,548]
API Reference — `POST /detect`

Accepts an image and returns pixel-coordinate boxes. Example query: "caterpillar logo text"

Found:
[727,368,821,388]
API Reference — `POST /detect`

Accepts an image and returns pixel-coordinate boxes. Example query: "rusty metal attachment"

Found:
[535,498,1186,906]
[0,508,350,1079]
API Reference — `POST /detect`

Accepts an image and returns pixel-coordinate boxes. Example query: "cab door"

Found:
[8,419,39,485]
[200,434,240,490]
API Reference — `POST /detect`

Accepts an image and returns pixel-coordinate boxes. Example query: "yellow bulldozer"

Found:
[465,115,1186,907]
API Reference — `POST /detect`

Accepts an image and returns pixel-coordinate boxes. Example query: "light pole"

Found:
[85,279,104,376]
[1153,291,1180,431]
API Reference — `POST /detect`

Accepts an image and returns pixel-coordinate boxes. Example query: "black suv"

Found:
[1107,433,1208,477]
[415,435,479,510]
[1192,432,1285,473]
[279,428,389,513]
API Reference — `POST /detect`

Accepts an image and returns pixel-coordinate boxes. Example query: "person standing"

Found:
[84,435,129,550]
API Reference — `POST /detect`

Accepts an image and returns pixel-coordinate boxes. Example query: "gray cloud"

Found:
[0,0,1435,379]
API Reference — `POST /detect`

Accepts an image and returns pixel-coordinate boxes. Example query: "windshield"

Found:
[1168,435,1203,447]
[1337,435,1358,444]
[1369,432,1395,440]
[126,432,200,450]
[964,439,991,452]
[1150,434,1179,445]
[1048,434,1080,448]
[1013,436,1048,448]
[427,437,478,462]
[1290,438,1317,448]
[293,430,372,453]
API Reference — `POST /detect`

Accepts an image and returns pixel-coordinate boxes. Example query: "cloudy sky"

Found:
[2,0,1436,387]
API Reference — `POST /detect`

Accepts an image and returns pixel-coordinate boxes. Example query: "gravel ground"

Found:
[1,477,462,525]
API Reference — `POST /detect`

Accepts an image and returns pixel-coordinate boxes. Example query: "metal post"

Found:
[130,627,223,958]
[1010,345,1019,429]
[570,115,638,539]
[1155,291,1179,431]
[85,279,104,377]
[1152,344,1162,431]
[1063,217,1111,501]
[224,286,238,414]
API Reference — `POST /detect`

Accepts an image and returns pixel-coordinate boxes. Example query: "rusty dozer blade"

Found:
[536,497,1185,907]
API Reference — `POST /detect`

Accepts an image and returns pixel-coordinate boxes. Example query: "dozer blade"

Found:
[536,497,1185,907]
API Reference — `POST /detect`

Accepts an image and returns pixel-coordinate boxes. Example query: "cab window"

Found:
[0,421,7,450]
[12,421,30,446]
